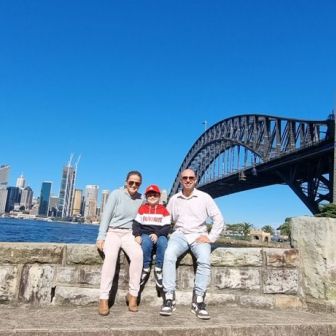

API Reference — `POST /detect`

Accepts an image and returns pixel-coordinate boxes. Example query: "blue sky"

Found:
[1,0,335,228]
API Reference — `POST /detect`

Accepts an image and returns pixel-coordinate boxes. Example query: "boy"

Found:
[133,184,171,288]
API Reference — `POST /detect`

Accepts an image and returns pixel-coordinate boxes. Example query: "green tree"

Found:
[277,217,291,239]
[315,203,336,218]
[241,222,253,238]
[261,225,274,235]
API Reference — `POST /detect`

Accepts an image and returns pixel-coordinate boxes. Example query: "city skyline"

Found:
[1,1,335,227]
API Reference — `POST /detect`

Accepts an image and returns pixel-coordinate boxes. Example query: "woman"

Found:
[96,170,143,316]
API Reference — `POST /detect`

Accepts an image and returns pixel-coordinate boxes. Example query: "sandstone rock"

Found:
[0,242,64,264]
[0,265,19,302]
[19,264,55,304]
[290,216,336,300]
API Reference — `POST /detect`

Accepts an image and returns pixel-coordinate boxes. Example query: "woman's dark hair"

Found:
[126,170,142,182]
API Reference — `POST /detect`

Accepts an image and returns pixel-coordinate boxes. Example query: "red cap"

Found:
[145,184,161,195]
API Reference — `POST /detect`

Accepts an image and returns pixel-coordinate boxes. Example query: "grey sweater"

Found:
[97,188,143,241]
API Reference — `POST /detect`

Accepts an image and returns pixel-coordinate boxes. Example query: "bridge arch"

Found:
[169,114,334,214]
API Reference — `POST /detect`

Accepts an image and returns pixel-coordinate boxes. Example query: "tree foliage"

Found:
[315,203,336,218]
[261,225,274,235]
[277,217,291,239]
[226,222,253,238]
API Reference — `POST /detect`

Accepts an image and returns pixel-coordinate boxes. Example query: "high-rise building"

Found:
[72,189,83,216]
[84,185,99,221]
[5,187,20,213]
[58,156,78,218]
[0,188,8,213]
[16,174,26,189]
[20,186,33,210]
[100,189,110,216]
[0,165,10,189]
[48,196,59,217]
[38,182,52,216]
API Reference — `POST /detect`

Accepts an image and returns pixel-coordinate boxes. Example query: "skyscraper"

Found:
[72,189,83,216]
[5,187,20,213]
[20,186,33,210]
[58,155,79,218]
[84,185,99,221]
[38,182,52,216]
[16,174,26,189]
[0,189,8,213]
[100,189,110,216]
[0,165,10,189]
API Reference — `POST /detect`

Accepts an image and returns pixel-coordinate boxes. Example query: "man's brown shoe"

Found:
[98,299,109,316]
[125,293,138,312]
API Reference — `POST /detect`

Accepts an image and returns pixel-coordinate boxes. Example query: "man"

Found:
[160,168,224,320]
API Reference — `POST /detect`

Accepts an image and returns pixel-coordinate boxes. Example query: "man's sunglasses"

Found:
[181,176,196,181]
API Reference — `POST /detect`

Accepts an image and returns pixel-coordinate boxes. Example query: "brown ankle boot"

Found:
[126,293,138,312]
[98,299,109,316]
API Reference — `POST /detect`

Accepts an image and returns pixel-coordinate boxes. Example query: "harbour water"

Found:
[0,217,98,244]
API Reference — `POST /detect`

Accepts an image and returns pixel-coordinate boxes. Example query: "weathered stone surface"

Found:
[176,266,195,290]
[65,244,103,265]
[263,268,299,294]
[211,248,263,267]
[78,265,101,286]
[56,266,78,284]
[291,216,336,300]
[213,267,260,290]
[53,286,99,305]
[0,265,19,302]
[274,295,304,310]
[264,248,299,267]
[206,292,236,305]
[0,242,64,264]
[178,252,194,266]
[19,264,55,304]
[239,295,274,308]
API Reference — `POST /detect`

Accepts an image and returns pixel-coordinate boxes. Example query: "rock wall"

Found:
[0,242,302,310]
[290,216,336,311]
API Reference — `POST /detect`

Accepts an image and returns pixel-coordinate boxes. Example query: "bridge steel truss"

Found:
[169,114,335,214]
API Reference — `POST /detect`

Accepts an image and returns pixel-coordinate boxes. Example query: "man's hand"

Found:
[135,236,142,244]
[150,233,158,243]
[195,235,211,243]
[96,240,105,251]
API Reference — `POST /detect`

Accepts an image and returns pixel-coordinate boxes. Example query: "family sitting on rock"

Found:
[96,169,224,320]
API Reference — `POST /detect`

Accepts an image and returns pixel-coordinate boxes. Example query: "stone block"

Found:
[263,269,299,294]
[274,295,304,309]
[78,265,101,286]
[53,286,99,305]
[264,248,299,267]
[65,244,103,265]
[178,252,194,266]
[213,267,260,290]
[290,216,336,300]
[239,295,274,309]
[56,266,78,284]
[0,242,64,264]
[176,266,195,290]
[19,264,56,304]
[211,248,263,267]
[0,265,19,302]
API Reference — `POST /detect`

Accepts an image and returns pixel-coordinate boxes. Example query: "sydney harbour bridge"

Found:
[169,113,336,214]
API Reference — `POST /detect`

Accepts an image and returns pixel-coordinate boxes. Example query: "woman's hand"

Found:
[135,236,142,244]
[195,235,210,243]
[150,233,158,243]
[96,240,105,251]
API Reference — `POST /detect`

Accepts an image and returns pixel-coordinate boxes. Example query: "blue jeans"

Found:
[162,231,211,297]
[141,234,168,268]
